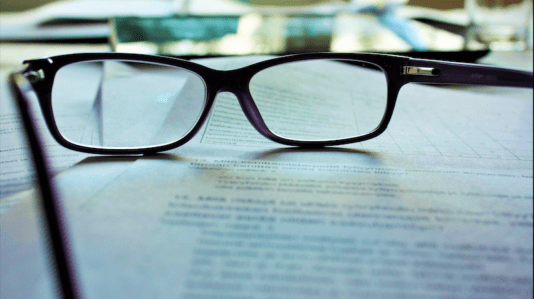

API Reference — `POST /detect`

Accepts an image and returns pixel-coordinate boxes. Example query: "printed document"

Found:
[1,56,532,298]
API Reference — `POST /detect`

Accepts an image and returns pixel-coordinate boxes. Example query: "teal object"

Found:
[114,16,240,42]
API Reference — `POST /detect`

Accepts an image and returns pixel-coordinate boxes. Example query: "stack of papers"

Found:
[0,56,532,298]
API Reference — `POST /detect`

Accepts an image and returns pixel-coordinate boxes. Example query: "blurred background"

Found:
[0,0,532,58]
[1,0,465,12]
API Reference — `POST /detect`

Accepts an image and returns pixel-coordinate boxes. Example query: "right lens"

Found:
[51,60,207,149]
[249,59,388,141]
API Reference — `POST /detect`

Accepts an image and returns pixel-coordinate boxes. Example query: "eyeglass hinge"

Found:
[402,66,440,76]
[24,69,45,83]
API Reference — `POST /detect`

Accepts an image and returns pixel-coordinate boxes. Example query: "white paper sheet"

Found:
[0,71,90,201]
[1,56,532,298]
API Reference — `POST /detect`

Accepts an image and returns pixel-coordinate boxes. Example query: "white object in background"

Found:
[0,0,176,41]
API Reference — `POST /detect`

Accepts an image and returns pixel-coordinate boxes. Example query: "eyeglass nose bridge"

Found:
[210,69,277,142]
[213,68,249,93]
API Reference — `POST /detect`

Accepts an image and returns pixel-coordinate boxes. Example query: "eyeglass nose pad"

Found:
[231,88,279,141]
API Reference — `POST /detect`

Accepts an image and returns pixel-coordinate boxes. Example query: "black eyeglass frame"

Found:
[12,52,534,155]
[9,67,82,298]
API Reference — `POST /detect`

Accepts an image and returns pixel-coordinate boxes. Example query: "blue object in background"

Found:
[359,3,427,51]
[235,0,428,51]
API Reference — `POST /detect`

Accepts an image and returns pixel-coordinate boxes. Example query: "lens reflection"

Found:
[52,60,206,148]
[249,59,388,141]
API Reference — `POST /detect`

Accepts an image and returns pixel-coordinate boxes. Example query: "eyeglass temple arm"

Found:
[402,58,533,89]
[8,67,82,299]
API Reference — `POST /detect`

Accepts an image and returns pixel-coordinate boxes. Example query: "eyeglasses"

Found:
[6,52,534,299]
[10,52,533,154]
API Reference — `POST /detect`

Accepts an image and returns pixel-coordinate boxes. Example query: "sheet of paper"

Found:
[0,71,91,202]
[0,157,140,299]
[1,56,532,298]
[63,156,533,299]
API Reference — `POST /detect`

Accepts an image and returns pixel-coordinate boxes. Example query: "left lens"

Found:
[249,59,388,141]
[52,60,207,149]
